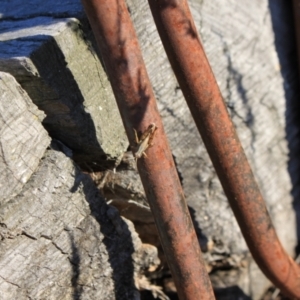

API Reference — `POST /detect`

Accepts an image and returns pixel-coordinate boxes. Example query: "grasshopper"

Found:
[133,123,157,161]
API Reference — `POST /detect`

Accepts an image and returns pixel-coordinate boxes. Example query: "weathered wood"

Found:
[112,0,298,298]
[0,72,50,204]
[0,144,161,300]
[128,0,296,254]
[0,17,128,170]
[0,0,299,299]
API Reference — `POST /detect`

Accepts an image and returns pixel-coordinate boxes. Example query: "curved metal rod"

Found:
[148,0,300,298]
[81,0,215,299]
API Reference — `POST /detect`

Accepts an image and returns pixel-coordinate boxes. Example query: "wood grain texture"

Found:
[127,0,296,255]
[124,0,298,298]
[0,0,299,299]
[0,72,50,204]
[0,17,128,170]
[0,145,160,299]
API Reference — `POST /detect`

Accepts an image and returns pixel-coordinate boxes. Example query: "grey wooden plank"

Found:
[0,17,128,170]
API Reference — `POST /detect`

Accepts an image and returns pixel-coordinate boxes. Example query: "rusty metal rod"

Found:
[293,0,300,78]
[148,0,300,298]
[81,0,215,299]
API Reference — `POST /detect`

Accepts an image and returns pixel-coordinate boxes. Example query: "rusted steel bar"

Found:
[148,0,300,298]
[81,0,215,299]
[293,0,300,77]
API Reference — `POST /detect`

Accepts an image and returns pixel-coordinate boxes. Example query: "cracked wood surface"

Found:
[127,0,296,256]
[113,0,299,298]
[0,145,160,300]
[0,72,50,204]
[0,0,299,299]
[0,71,159,299]
[0,16,128,170]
